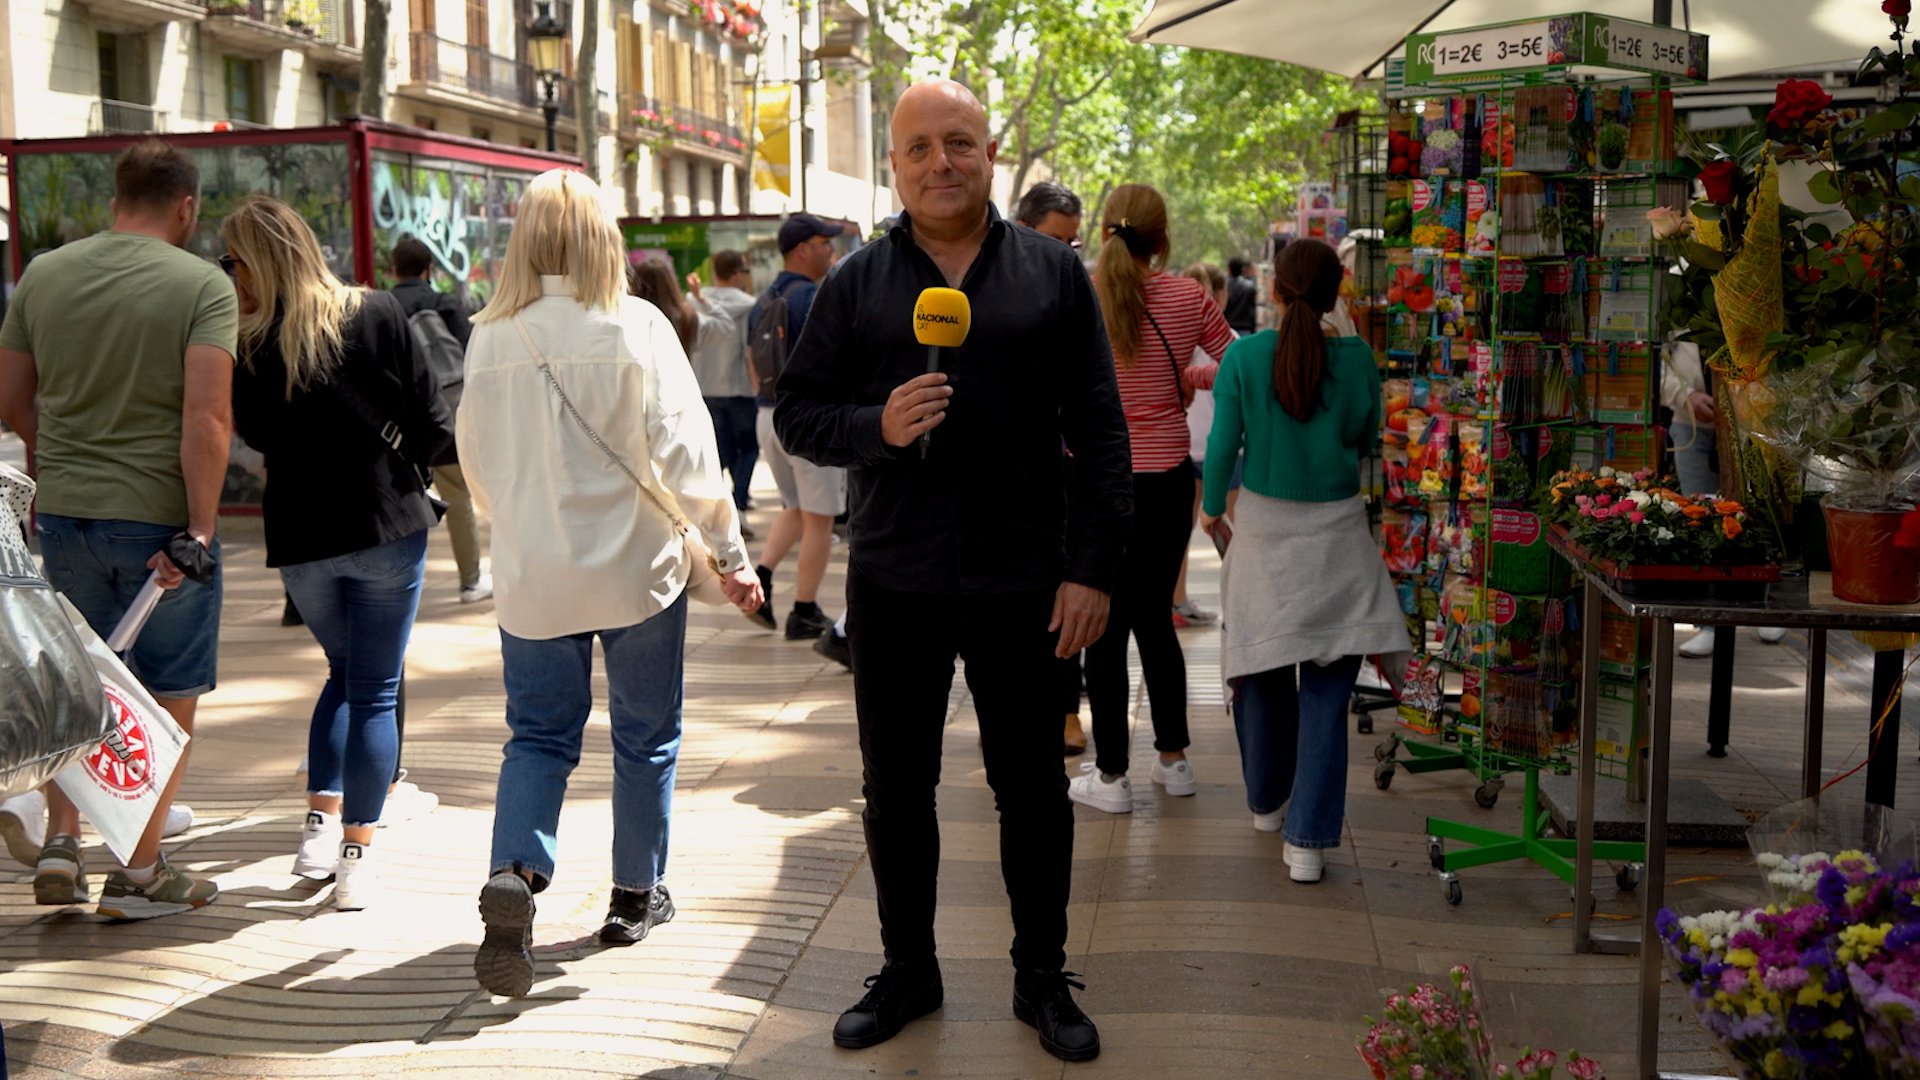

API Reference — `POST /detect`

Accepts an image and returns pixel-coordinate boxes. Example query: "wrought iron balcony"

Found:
[90,98,170,135]
[201,0,316,55]
[409,33,576,120]
[620,92,745,158]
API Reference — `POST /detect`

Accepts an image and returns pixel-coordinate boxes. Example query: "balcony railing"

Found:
[90,98,169,135]
[313,0,354,47]
[620,92,745,154]
[410,32,575,119]
[201,0,307,28]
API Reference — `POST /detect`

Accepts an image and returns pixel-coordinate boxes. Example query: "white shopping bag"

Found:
[50,587,190,865]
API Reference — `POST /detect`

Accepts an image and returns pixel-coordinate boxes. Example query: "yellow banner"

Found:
[754,85,793,196]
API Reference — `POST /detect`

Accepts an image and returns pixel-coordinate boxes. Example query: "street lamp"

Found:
[526,0,566,153]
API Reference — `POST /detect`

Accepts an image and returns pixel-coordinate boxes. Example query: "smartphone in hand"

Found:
[1204,516,1232,557]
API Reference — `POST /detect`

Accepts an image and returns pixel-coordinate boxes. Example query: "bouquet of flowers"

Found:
[1660,854,1920,1077]
[1539,467,1777,568]
[1358,965,1605,1079]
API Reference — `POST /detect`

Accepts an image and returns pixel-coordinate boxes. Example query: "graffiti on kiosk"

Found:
[371,162,474,281]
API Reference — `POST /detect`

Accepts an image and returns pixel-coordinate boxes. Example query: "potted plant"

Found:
[283,0,320,30]
[1540,467,1781,597]
[1595,121,1629,172]
[1358,965,1606,1079]
[1661,0,1920,604]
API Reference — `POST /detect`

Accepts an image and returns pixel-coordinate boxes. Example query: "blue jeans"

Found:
[1231,655,1364,848]
[705,396,760,511]
[1671,419,1720,498]
[37,514,223,697]
[490,593,688,893]
[279,530,428,827]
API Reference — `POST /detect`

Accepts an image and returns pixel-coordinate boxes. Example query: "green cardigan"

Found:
[1202,331,1381,517]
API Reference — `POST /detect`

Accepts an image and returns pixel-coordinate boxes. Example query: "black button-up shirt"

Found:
[773,206,1132,595]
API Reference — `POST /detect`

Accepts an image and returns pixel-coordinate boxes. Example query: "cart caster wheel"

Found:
[1374,738,1397,763]
[1357,716,1374,735]
[1427,835,1445,871]
[1441,873,1463,906]
[1374,761,1395,790]
[1473,782,1501,809]
[1617,863,1643,893]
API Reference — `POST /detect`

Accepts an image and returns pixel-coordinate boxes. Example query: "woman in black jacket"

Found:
[223,195,454,912]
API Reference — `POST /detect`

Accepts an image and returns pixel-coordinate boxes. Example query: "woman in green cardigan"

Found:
[1201,239,1407,884]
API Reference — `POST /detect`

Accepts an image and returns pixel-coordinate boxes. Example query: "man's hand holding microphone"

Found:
[882,288,970,451]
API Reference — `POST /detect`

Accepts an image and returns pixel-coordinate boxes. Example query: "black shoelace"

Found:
[855,966,926,1011]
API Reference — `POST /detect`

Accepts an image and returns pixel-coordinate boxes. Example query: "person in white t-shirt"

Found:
[1175,263,1238,628]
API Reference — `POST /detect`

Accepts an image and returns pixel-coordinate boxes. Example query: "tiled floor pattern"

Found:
[2,495,1915,1078]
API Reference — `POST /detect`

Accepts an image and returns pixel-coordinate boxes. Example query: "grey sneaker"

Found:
[33,835,89,906]
[475,871,536,997]
[96,857,218,921]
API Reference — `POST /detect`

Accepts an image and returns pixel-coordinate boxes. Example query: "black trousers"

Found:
[845,571,1073,974]
[1057,652,1083,715]
[1087,461,1194,776]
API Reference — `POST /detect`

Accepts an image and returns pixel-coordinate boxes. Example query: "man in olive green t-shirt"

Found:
[0,139,236,922]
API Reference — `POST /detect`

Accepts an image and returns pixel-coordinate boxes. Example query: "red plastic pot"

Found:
[1824,503,1920,605]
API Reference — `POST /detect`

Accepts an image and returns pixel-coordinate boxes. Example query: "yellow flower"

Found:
[1825,1020,1855,1040]
[1726,947,1759,968]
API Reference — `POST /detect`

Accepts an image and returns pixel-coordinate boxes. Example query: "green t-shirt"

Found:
[0,232,238,526]
[1202,331,1382,516]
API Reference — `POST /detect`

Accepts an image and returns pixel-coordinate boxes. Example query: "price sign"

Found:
[1410,179,1435,212]
[1586,16,1704,78]
[1499,261,1529,293]
[1544,264,1572,295]
[1491,427,1511,462]
[1491,509,1542,546]
[1492,590,1517,626]
[1412,21,1552,78]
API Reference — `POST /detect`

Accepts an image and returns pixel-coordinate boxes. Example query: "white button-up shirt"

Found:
[458,276,749,641]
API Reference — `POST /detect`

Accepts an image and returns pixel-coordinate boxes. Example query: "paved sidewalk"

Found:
[1,494,1914,1078]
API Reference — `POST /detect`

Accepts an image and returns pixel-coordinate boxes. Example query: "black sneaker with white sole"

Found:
[599,883,675,945]
[474,871,536,997]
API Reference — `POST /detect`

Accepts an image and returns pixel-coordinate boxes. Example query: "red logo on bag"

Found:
[83,686,153,799]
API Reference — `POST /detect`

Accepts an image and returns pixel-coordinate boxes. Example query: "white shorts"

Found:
[757,406,847,516]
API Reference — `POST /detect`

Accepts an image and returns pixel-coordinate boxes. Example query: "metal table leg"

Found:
[1867,650,1905,808]
[1574,574,1603,953]
[1705,625,1734,757]
[1802,628,1826,799]
[1637,618,1676,1080]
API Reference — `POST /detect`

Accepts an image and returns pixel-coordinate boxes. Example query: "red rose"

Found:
[1699,159,1739,204]
[1767,79,1835,131]
[1887,0,1911,18]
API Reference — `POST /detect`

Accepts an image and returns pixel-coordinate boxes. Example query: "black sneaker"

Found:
[747,566,776,630]
[813,627,851,670]
[600,883,675,945]
[474,871,536,997]
[785,604,832,641]
[1013,969,1100,1062]
[831,961,944,1049]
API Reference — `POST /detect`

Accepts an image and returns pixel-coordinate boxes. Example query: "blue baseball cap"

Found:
[778,213,845,254]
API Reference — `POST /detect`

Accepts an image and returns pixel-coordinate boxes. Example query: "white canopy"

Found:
[1132,1,1892,80]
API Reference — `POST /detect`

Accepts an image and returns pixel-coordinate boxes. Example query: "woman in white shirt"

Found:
[457,170,762,998]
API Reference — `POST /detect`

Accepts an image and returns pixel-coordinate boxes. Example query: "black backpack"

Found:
[749,278,810,401]
[406,303,466,415]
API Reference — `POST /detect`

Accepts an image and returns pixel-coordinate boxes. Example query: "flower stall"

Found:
[2,119,579,510]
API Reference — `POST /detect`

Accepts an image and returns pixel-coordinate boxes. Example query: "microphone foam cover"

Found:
[913,287,972,347]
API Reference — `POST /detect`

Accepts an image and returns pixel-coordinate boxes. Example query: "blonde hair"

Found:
[474,169,626,322]
[221,195,363,399]
[1095,184,1171,369]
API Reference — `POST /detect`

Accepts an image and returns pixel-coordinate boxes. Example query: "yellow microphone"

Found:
[911,287,971,457]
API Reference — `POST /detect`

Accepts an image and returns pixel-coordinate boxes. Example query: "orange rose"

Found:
[1714,500,1743,516]
[1723,517,1744,539]
[1682,504,1711,520]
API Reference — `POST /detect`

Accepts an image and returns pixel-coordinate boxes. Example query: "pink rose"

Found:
[1629,511,1645,524]
[1595,494,1613,507]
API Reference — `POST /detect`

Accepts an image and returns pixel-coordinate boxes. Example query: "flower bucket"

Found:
[1823,503,1920,604]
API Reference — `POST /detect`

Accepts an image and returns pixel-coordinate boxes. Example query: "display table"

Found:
[1550,546,1920,1080]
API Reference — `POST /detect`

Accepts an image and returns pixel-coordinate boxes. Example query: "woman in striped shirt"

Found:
[1068,184,1235,815]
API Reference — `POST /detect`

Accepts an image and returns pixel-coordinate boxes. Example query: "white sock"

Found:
[123,861,158,885]
[834,615,847,635]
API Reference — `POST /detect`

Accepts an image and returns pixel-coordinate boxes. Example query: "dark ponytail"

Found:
[1270,240,1345,423]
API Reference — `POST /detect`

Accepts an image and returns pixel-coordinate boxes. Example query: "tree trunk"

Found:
[358,0,390,118]
[574,0,601,180]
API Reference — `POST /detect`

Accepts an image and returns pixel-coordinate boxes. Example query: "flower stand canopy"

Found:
[1353,13,1708,906]
[1,119,580,510]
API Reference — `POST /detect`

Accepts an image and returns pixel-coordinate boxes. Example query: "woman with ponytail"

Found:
[1069,184,1234,816]
[1201,239,1405,882]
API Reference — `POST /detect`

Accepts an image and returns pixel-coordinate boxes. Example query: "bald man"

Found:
[775,80,1130,1062]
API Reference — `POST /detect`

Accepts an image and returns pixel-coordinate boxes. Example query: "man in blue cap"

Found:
[744,213,846,638]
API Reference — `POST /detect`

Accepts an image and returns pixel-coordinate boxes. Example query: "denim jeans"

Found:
[490,593,688,893]
[704,396,760,511]
[1231,655,1364,848]
[280,530,428,826]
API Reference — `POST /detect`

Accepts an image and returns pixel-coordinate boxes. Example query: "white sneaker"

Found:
[163,804,195,838]
[1757,626,1788,644]
[1067,763,1133,814]
[1150,757,1198,797]
[294,810,343,879]
[379,774,440,827]
[333,842,375,911]
[1678,627,1718,659]
[0,789,47,866]
[1252,810,1284,834]
[1283,843,1325,883]
[460,573,494,604]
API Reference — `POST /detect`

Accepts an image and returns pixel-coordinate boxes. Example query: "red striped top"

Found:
[1109,272,1236,473]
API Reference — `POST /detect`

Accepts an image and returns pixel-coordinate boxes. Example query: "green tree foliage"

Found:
[881,0,1376,265]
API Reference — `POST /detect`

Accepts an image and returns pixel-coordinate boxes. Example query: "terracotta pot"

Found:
[1823,503,1920,604]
